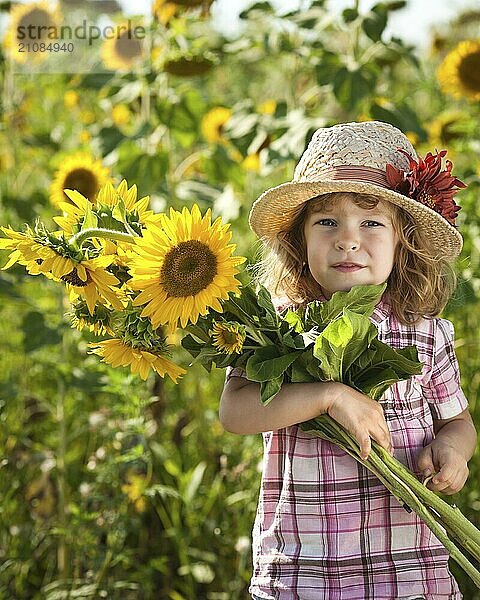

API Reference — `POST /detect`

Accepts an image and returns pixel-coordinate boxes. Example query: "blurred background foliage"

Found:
[1,0,480,598]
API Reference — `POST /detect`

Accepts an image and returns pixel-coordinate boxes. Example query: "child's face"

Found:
[303,194,398,300]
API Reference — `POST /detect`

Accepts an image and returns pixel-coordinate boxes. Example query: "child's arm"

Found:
[220,377,393,458]
[417,408,477,495]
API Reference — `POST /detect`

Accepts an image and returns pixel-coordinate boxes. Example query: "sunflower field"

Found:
[1,0,480,598]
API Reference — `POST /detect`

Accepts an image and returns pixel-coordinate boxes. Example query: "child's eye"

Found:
[364,221,383,227]
[314,219,336,226]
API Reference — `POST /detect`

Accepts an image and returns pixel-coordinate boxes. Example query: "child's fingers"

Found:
[431,462,467,494]
[356,423,391,460]
[373,424,393,455]
[416,446,435,477]
[357,432,371,461]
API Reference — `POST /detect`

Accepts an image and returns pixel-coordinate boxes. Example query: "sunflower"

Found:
[69,299,116,336]
[427,111,464,148]
[54,180,158,248]
[0,225,124,314]
[0,144,14,172]
[164,53,214,77]
[64,90,79,108]
[89,338,186,382]
[50,152,111,208]
[4,1,60,65]
[153,0,212,24]
[111,104,130,127]
[100,22,145,72]
[256,99,277,115]
[0,226,76,277]
[79,131,91,144]
[211,321,246,354]
[153,0,178,24]
[128,204,246,333]
[121,470,148,513]
[25,474,56,519]
[170,0,205,6]
[201,107,232,143]
[437,40,480,101]
[241,153,261,172]
[62,255,125,315]
[96,179,154,217]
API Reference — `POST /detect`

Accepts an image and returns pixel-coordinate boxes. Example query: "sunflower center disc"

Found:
[223,331,238,344]
[439,120,459,144]
[161,240,217,297]
[62,268,93,287]
[18,9,53,43]
[117,32,142,61]
[459,51,480,93]
[63,168,99,202]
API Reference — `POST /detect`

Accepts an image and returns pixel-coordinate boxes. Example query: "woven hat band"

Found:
[297,165,389,189]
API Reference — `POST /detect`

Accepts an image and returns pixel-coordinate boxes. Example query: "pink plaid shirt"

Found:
[224,295,468,599]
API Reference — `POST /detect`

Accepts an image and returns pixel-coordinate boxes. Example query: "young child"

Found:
[219,121,477,599]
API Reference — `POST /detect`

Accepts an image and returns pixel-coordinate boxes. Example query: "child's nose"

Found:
[334,235,360,251]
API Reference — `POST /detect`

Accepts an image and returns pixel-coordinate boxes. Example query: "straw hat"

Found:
[249,121,464,260]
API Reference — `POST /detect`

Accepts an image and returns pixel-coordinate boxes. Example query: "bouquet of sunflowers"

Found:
[1,180,480,586]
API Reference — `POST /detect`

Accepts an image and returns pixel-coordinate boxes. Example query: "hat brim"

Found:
[248,180,463,260]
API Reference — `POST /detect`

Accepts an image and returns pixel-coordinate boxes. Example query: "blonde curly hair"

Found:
[250,192,458,325]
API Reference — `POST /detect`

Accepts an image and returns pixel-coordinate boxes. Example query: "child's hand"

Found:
[416,440,469,495]
[327,383,393,461]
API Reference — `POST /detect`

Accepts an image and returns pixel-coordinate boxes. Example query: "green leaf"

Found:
[321,283,387,323]
[239,1,274,19]
[369,101,425,139]
[315,52,343,86]
[351,339,423,380]
[184,462,207,504]
[256,285,278,325]
[99,126,125,156]
[246,346,300,382]
[283,309,304,333]
[383,1,407,11]
[188,346,224,366]
[259,375,283,405]
[116,141,169,190]
[347,339,424,400]
[342,8,358,22]
[78,73,113,89]
[281,329,314,350]
[22,311,62,352]
[333,66,378,111]
[357,366,402,399]
[182,324,212,344]
[361,5,388,42]
[80,202,98,230]
[145,484,182,501]
[313,309,378,380]
[112,199,128,225]
[290,357,315,383]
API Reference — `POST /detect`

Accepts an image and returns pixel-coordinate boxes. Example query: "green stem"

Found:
[225,298,272,346]
[377,446,480,560]
[69,227,138,248]
[324,417,480,560]
[56,292,70,583]
[300,417,480,586]
[365,448,480,584]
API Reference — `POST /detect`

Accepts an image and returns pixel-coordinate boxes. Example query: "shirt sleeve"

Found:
[224,365,248,384]
[422,318,468,420]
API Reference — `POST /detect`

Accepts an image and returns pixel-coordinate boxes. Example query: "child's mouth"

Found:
[332,265,365,272]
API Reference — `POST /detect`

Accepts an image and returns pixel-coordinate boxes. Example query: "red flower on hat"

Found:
[385,149,466,226]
